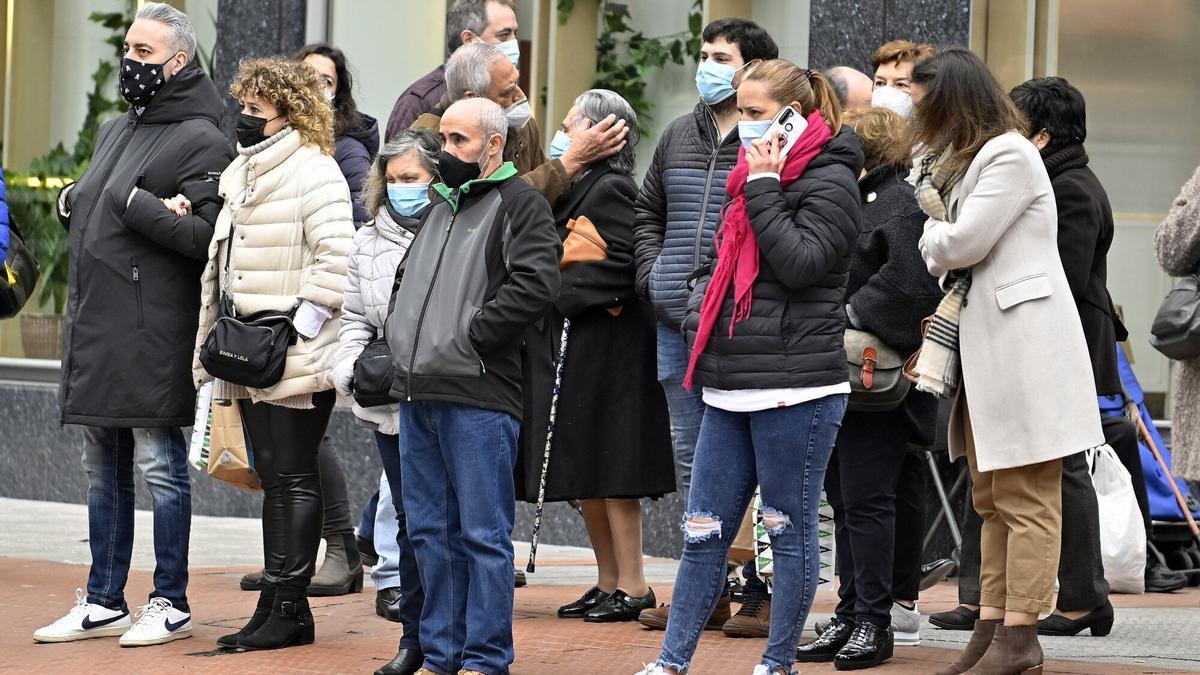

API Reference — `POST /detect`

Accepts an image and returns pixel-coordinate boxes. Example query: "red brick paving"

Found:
[4,557,1193,674]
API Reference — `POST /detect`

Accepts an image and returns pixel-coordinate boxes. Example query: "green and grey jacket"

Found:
[385,162,562,418]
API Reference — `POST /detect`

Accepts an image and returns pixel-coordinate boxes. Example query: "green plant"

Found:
[559,0,703,130]
[4,10,129,314]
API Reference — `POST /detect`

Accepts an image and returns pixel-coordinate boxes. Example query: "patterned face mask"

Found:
[120,54,178,108]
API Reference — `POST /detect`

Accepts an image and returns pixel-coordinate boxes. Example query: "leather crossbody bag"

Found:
[352,335,398,407]
[846,328,911,412]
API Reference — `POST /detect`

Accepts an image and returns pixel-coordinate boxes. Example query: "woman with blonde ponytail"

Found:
[636,58,864,675]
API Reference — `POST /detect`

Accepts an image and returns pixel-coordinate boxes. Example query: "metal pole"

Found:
[926,451,963,556]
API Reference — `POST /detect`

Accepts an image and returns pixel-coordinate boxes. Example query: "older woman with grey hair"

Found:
[332,127,440,675]
[523,89,676,623]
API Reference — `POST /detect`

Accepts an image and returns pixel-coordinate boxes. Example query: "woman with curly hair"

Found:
[192,55,354,651]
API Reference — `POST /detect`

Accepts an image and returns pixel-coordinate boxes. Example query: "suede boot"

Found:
[238,585,315,650]
[308,534,364,596]
[935,619,1001,675]
[966,624,1043,674]
[217,584,276,648]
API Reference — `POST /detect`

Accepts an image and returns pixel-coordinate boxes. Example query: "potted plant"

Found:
[4,11,128,359]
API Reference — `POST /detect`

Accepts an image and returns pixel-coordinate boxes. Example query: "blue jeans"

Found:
[399,401,519,675]
[376,431,424,651]
[369,474,401,591]
[657,323,706,500]
[657,395,847,673]
[81,426,191,612]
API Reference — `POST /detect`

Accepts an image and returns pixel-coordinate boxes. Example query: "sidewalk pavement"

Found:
[3,497,1199,673]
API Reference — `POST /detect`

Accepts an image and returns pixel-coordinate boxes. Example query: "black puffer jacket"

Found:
[57,62,233,427]
[683,127,864,390]
[633,102,741,330]
[845,164,944,445]
[334,113,380,227]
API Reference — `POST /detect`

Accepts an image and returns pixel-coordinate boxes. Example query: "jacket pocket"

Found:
[131,256,145,328]
[994,273,1052,311]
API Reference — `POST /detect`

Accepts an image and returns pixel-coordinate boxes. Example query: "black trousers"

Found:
[239,390,335,589]
[958,450,1110,611]
[827,406,918,627]
[892,450,926,602]
[319,438,355,539]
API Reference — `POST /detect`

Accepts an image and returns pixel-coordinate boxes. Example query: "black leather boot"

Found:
[217,584,276,648]
[834,621,894,670]
[373,647,425,675]
[237,585,315,650]
[797,615,854,662]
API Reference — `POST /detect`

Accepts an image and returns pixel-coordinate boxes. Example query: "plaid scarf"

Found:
[913,151,970,398]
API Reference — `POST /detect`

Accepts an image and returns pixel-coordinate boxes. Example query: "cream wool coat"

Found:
[919,132,1104,473]
[192,128,354,403]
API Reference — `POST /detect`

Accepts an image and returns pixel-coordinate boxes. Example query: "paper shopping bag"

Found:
[207,403,261,492]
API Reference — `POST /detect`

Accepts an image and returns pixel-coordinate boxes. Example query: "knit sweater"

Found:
[1155,164,1200,480]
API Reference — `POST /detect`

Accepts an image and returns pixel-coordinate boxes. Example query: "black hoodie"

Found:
[58,61,234,427]
[334,113,380,227]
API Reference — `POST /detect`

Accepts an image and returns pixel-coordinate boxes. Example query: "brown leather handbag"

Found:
[561,215,621,317]
[845,328,911,412]
[902,316,934,385]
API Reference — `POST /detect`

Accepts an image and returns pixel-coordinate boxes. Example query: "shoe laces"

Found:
[847,621,877,647]
[132,597,173,625]
[56,588,91,626]
[735,593,768,618]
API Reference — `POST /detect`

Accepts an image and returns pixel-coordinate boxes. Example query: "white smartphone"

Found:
[760,105,807,159]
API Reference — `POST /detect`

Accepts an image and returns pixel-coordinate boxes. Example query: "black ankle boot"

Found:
[217,584,276,648]
[237,586,315,650]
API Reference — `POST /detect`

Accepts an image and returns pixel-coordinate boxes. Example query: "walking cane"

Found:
[1130,404,1200,547]
[527,319,572,573]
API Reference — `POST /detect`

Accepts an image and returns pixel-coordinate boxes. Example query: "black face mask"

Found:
[237,113,281,148]
[120,55,177,108]
[438,149,486,189]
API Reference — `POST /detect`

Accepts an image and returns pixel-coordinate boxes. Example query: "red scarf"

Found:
[683,109,832,391]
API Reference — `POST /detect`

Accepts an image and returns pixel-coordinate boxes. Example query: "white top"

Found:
[702,382,850,413]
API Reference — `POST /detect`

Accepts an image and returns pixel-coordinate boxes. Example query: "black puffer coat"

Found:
[334,113,380,227]
[58,62,233,427]
[682,127,863,390]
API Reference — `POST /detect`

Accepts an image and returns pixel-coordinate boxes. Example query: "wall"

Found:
[807,0,970,73]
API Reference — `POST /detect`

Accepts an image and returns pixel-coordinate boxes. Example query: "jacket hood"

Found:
[377,201,422,240]
[342,113,380,157]
[808,126,865,175]
[135,62,223,126]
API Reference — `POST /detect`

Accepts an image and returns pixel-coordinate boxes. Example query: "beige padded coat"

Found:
[919,132,1104,473]
[1155,164,1200,480]
[192,128,354,403]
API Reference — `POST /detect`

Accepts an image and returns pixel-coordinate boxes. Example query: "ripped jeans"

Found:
[656,395,847,673]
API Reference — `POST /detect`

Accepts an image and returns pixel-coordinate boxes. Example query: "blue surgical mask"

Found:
[737,119,773,148]
[548,130,572,160]
[497,38,520,69]
[695,59,745,105]
[387,182,430,217]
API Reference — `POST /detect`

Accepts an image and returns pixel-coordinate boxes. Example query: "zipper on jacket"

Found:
[60,116,140,424]
[131,257,145,328]
[692,147,720,270]
[406,212,457,400]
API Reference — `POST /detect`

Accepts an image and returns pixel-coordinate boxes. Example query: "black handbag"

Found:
[846,328,911,412]
[0,215,40,319]
[1149,273,1200,360]
[352,335,398,407]
[199,295,297,388]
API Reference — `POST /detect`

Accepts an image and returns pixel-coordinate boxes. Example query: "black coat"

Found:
[844,165,944,446]
[58,62,234,427]
[1043,145,1121,396]
[517,169,675,502]
[682,127,864,391]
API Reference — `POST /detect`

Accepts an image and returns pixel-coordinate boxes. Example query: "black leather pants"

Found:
[238,390,335,590]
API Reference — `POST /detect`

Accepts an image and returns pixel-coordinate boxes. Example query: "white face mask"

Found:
[497,38,520,69]
[504,99,533,129]
[872,85,913,119]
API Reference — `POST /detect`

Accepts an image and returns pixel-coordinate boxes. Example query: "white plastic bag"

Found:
[188,381,213,471]
[1087,444,1146,593]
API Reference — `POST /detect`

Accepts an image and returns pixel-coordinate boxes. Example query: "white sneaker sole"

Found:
[33,624,131,643]
[120,627,193,647]
[894,630,920,646]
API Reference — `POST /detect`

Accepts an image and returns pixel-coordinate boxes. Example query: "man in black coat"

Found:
[36,3,233,648]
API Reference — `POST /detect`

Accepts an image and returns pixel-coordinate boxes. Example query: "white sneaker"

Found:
[118,597,193,647]
[634,665,670,675]
[752,666,771,675]
[33,588,132,643]
[891,601,921,646]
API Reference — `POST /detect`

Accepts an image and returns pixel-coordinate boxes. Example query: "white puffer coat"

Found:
[332,205,418,435]
[192,127,354,404]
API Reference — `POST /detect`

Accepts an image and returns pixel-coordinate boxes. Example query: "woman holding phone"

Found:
[637,59,862,675]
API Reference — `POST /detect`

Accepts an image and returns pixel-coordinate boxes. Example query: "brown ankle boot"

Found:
[935,619,1001,675]
[966,624,1043,674]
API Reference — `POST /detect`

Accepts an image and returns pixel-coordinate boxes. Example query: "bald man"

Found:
[384,97,561,675]
[826,65,874,110]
